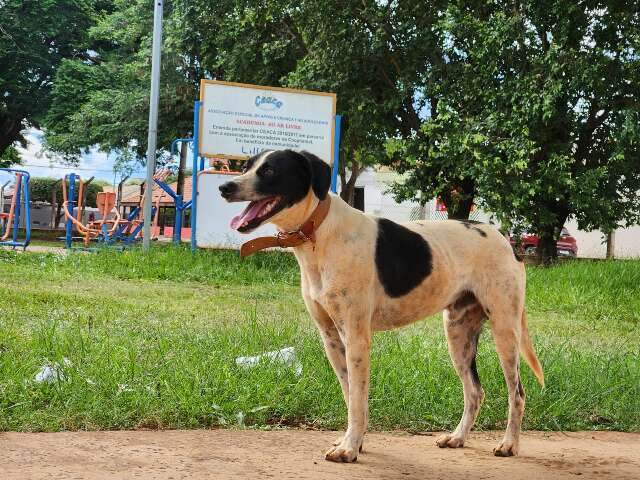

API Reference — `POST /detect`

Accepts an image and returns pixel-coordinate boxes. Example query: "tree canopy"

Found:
[387,1,640,261]
[0,0,103,162]
[43,0,196,168]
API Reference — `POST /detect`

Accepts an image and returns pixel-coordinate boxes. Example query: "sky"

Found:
[0,129,147,187]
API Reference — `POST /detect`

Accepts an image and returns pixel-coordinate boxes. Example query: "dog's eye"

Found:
[261,166,275,177]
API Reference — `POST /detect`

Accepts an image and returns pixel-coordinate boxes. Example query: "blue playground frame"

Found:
[153,151,193,245]
[0,168,31,250]
[186,100,342,251]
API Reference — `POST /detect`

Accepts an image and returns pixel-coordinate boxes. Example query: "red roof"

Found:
[121,177,193,206]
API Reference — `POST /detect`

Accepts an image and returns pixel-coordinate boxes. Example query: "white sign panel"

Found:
[196,172,277,249]
[199,80,336,164]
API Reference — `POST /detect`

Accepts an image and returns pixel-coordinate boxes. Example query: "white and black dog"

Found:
[220,149,544,462]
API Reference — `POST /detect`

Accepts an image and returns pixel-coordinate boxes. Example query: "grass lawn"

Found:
[0,246,638,432]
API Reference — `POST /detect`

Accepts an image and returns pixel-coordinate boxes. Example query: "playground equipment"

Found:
[0,168,31,249]
[62,173,159,248]
[152,168,192,244]
[142,137,197,245]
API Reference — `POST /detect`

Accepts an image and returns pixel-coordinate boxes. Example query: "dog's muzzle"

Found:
[219,181,238,200]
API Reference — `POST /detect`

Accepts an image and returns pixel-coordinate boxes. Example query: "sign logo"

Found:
[255,95,283,111]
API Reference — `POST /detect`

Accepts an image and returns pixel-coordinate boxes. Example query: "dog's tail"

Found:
[520,310,545,387]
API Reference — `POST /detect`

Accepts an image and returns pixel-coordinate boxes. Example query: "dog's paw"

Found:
[332,436,363,452]
[325,442,359,463]
[435,433,465,448]
[493,441,518,457]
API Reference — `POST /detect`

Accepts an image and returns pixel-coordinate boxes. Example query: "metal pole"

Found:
[142,0,164,250]
[330,114,342,193]
[190,100,200,251]
[66,174,76,249]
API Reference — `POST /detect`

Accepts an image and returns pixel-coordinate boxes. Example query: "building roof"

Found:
[120,177,193,206]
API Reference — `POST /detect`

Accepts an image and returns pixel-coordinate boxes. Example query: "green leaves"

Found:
[387,0,640,259]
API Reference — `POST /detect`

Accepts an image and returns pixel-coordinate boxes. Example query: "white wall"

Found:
[355,168,640,259]
[196,172,276,249]
[356,169,421,222]
[565,218,640,259]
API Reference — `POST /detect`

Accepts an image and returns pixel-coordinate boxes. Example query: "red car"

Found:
[510,227,578,257]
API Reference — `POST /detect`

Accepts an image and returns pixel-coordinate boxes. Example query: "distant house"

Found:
[120,179,193,238]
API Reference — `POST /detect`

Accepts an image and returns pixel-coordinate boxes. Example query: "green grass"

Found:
[0,246,638,432]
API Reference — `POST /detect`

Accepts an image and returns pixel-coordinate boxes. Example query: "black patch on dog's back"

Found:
[458,220,487,237]
[375,219,432,297]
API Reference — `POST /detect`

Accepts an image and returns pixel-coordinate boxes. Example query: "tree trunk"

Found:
[339,163,361,206]
[55,201,63,229]
[50,180,61,229]
[443,194,474,220]
[177,142,187,196]
[440,177,476,220]
[536,228,557,265]
[606,231,615,259]
[338,140,363,206]
[0,115,23,158]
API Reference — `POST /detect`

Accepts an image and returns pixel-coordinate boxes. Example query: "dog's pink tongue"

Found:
[230,198,271,230]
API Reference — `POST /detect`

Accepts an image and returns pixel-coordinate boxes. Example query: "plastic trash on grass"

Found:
[235,346,302,376]
[34,358,72,383]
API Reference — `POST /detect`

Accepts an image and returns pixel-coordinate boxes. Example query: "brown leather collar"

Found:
[240,196,331,257]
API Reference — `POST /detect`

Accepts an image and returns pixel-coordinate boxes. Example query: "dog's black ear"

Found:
[299,151,331,200]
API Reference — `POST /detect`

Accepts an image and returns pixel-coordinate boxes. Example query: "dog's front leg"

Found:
[303,296,350,405]
[324,308,371,463]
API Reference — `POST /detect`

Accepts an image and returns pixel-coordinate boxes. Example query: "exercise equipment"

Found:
[62,173,159,248]
[0,168,31,249]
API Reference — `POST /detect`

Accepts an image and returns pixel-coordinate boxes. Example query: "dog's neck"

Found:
[271,192,367,266]
[270,190,322,233]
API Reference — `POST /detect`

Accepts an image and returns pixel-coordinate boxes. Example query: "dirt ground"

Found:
[1,430,638,480]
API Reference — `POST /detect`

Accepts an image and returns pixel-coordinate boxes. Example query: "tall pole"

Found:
[143,0,164,250]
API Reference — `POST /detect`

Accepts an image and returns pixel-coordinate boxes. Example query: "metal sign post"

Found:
[143,0,164,250]
[190,100,200,251]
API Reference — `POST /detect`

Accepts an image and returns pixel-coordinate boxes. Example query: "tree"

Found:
[44,0,440,207]
[172,0,438,204]
[0,0,102,159]
[43,0,197,167]
[0,146,21,169]
[30,177,108,208]
[387,1,640,262]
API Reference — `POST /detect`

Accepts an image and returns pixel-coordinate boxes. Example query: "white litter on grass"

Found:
[235,346,302,376]
[236,411,245,427]
[117,383,133,394]
[34,358,72,383]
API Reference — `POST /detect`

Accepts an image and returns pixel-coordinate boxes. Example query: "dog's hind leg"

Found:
[436,295,486,449]
[491,314,525,457]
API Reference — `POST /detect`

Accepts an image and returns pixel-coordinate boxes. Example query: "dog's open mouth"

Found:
[230,196,284,232]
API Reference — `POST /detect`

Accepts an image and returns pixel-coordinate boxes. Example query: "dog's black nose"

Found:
[219,181,238,198]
